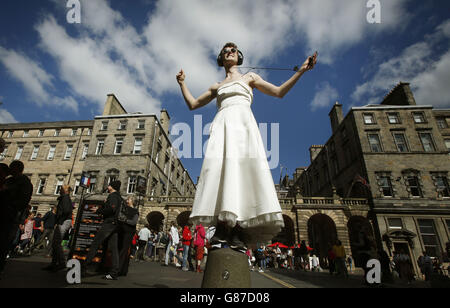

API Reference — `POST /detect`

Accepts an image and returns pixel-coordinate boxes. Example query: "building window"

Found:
[36,178,46,195]
[445,139,450,154]
[64,145,73,159]
[118,121,127,130]
[150,178,158,200]
[413,112,426,123]
[418,219,440,258]
[387,218,403,230]
[23,130,29,137]
[47,145,56,160]
[378,174,394,197]
[55,179,64,195]
[393,133,409,152]
[30,145,40,160]
[368,134,382,152]
[127,176,137,194]
[54,129,60,137]
[7,131,13,138]
[432,173,450,197]
[15,146,24,160]
[101,121,108,130]
[38,129,44,137]
[87,128,92,136]
[387,113,400,124]
[0,146,7,160]
[436,118,447,129]
[87,176,97,193]
[406,175,422,197]
[95,139,105,155]
[74,179,81,195]
[114,138,123,154]
[81,144,89,160]
[419,132,436,152]
[137,120,145,129]
[133,138,142,154]
[363,113,375,124]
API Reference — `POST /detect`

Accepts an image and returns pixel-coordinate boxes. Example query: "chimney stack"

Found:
[329,102,343,134]
[160,109,170,136]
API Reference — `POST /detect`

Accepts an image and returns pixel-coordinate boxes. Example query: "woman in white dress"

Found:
[176,42,317,249]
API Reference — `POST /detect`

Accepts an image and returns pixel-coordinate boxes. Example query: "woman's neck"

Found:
[224,65,241,79]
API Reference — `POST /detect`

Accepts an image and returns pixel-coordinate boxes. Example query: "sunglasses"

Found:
[222,47,237,54]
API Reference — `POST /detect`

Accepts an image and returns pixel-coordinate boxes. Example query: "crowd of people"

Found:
[1,157,449,284]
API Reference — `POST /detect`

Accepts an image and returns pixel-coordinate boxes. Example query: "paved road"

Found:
[0,253,431,289]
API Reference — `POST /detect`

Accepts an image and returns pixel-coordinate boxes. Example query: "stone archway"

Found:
[146,211,165,232]
[271,215,296,246]
[307,213,338,267]
[176,211,191,227]
[347,215,375,267]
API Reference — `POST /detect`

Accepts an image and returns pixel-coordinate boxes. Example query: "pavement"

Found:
[0,252,433,289]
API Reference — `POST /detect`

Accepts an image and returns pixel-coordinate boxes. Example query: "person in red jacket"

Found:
[181,224,192,271]
[194,223,206,273]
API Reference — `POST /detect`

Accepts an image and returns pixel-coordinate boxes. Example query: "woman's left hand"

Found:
[300,51,318,72]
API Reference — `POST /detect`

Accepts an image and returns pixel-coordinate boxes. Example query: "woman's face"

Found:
[222,47,238,66]
[127,198,134,207]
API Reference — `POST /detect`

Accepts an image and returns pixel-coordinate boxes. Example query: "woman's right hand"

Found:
[176,69,185,85]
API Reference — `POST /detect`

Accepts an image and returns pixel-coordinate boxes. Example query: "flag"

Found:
[80,175,90,188]
[354,174,370,188]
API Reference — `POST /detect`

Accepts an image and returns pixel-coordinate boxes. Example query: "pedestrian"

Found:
[17,212,34,254]
[0,161,33,274]
[256,245,266,272]
[165,223,183,267]
[346,255,353,273]
[397,250,414,284]
[32,213,43,245]
[311,254,319,271]
[130,231,138,259]
[181,224,192,271]
[145,229,155,259]
[287,247,294,270]
[117,195,139,276]
[136,224,151,262]
[82,180,122,280]
[30,206,56,256]
[421,251,433,282]
[179,43,317,249]
[299,240,309,271]
[42,185,73,272]
[193,223,206,273]
[332,240,348,278]
[327,246,336,275]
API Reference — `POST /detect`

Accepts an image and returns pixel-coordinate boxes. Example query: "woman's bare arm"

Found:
[249,53,317,98]
[176,69,217,110]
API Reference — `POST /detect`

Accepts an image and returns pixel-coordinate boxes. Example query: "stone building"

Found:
[0,94,196,232]
[292,82,450,274]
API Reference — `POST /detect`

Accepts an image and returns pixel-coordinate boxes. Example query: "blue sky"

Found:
[0,0,449,184]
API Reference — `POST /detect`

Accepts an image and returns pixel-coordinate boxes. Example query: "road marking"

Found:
[259,272,296,288]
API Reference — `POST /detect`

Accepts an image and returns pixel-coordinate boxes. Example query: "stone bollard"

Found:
[201,248,251,288]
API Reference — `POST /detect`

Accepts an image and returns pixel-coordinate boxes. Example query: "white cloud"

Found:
[2,0,414,114]
[310,82,339,111]
[35,15,161,114]
[0,108,17,124]
[351,19,450,107]
[0,46,79,112]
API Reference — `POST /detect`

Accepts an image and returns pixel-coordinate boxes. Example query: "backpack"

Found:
[116,198,129,224]
[160,232,170,245]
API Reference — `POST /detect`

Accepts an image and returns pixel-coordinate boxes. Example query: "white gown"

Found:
[189,80,284,245]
